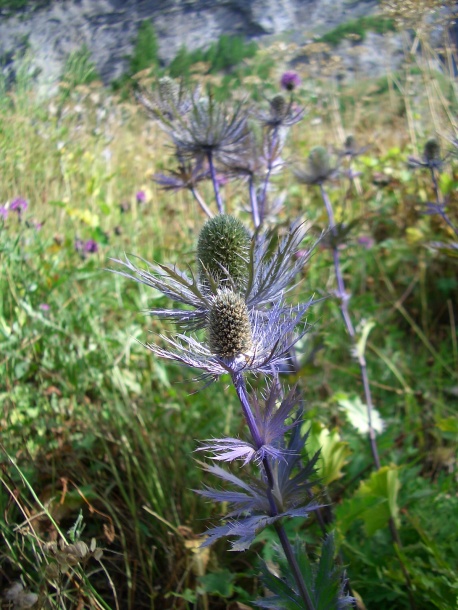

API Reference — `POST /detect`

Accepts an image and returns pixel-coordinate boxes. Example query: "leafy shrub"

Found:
[168,34,257,78]
[130,19,159,75]
[318,16,396,46]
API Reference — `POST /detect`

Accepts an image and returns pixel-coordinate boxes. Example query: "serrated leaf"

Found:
[336,466,400,536]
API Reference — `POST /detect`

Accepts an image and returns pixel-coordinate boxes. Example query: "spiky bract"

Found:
[170,95,249,161]
[197,214,251,292]
[258,95,305,129]
[295,147,338,185]
[208,289,252,358]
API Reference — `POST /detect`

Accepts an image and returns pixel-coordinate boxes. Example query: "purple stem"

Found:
[231,372,316,610]
[429,166,458,238]
[207,150,224,215]
[319,183,381,468]
[249,176,261,229]
[190,186,214,219]
[319,183,416,609]
[259,127,279,224]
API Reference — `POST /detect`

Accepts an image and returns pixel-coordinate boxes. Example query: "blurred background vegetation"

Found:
[0,2,457,609]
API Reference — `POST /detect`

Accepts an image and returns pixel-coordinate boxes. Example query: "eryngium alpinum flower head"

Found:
[143,295,313,380]
[197,214,251,293]
[136,77,196,122]
[110,219,316,332]
[208,289,252,358]
[294,146,339,185]
[258,94,305,129]
[169,94,249,162]
[424,138,441,164]
[408,137,445,171]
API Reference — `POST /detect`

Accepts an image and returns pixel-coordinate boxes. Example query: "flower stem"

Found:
[429,166,458,238]
[190,186,214,219]
[249,176,261,229]
[319,182,416,609]
[319,183,380,468]
[231,373,316,610]
[259,126,279,225]
[207,150,224,215]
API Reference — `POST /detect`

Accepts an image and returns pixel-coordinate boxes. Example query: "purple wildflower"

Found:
[39,303,50,312]
[0,206,8,220]
[10,197,28,216]
[136,190,146,204]
[357,235,375,250]
[84,239,99,253]
[75,238,99,256]
[280,71,301,92]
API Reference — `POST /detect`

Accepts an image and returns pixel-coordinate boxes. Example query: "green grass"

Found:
[1,45,457,610]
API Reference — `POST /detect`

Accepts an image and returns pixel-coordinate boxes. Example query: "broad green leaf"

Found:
[305,422,351,484]
[198,570,234,597]
[337,395,384,435]
[336,466,400,536]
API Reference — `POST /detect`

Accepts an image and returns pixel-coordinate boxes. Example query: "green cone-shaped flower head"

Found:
[208,289,252,359]
[309,146,331,179]
[270,94,288,119]
[424,138,440,163]
[197,214,251,292]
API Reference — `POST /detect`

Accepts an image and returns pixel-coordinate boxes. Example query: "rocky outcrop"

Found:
[0,0,380,92]
[0,0,454,94]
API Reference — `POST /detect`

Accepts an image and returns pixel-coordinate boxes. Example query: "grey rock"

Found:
[0,0,454,95]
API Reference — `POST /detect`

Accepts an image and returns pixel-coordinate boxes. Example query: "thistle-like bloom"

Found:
[280,71,301,92]
[197,214,251,292]
[169,95,250,163]
[111,216,316,331]
[145,292,314,381]
[294,146,340,185]
[407,137,445,171]
[257,94,305,130]
[337,134,370,159]
[136,76,196,123]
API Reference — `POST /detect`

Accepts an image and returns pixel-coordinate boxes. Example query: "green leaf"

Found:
[304,422,351,484]
[337,394,384,435]
[336,466,400,536]
[198,570,234,597]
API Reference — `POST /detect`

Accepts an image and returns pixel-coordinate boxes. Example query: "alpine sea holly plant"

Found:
[113,76,354,609]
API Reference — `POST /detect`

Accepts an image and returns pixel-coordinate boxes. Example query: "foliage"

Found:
[130,19,159,76]
[61,44,99,90]
[0,20,457,609]
[169,34,257,78]
[318,16,396,46]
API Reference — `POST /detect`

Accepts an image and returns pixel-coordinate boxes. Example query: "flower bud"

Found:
[423,138,440,163]
[308,146,331,181]
[197,214,251,292]
[208,289,252,359]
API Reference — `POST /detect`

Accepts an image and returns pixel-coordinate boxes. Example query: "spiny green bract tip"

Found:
[208,289,252,359]
[197,214,251,293]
